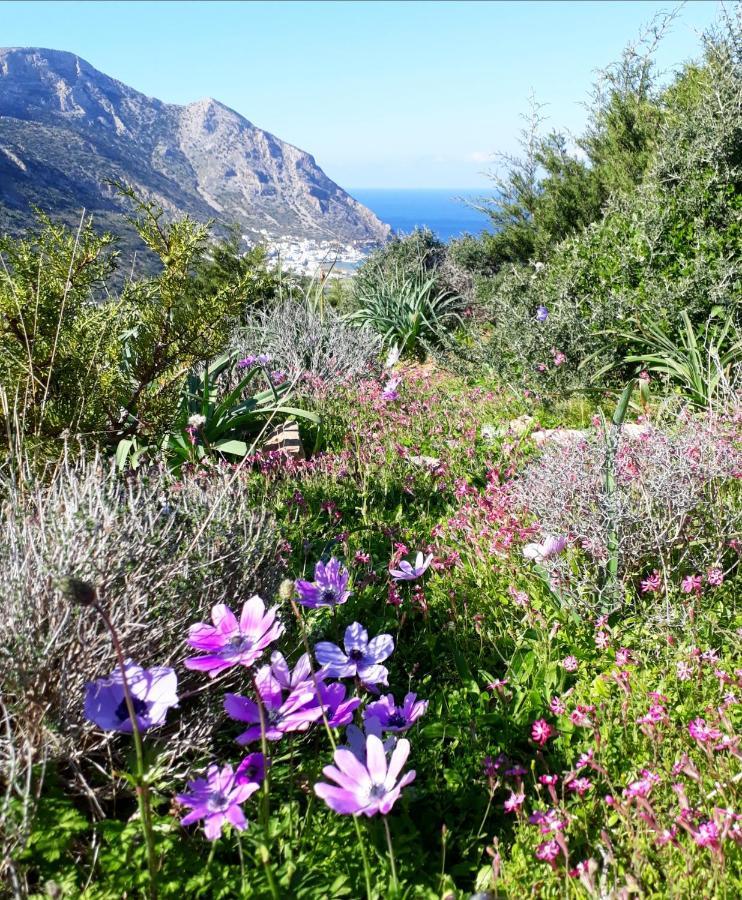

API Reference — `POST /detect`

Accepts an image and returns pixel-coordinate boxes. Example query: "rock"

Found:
[263,421,305,459]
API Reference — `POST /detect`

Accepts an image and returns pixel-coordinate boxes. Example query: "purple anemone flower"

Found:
[364,692,428,733]
[295,558,351,609]
[185,595,284,677]
[235,752,267,786]
[536,305,549,322]
[84,660,178,733]
[237,355,257,370]
[176,763,259,840]
[522,534,568,563]
[318,682,362,728]
[389,552,433,581]
[224,665,324,745]
[314,734,416,816]
[345,719,396,761]
[315,622,394,687]
[270,651,317,692]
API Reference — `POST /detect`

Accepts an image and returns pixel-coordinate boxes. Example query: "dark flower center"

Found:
[369,783,387,799]
[225,633,253,655]
[387,712,407,728]
[206,791,230,813]
[115,695,149,723]
[348,648,364,661]
[321,588,337,604]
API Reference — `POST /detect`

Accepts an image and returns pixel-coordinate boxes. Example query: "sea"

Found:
[350,188,491,244]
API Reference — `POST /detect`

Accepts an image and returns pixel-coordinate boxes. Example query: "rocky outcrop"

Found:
[0,47,390,244]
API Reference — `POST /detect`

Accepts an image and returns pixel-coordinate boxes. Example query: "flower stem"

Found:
[93,600,158,900]
[252,675,271,832]
[291,600,373,900]
[383,815,399,895]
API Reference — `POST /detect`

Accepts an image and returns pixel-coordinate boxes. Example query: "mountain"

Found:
[0,47,390,248]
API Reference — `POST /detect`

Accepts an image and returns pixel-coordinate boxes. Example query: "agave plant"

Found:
[348,267,463,358]
[116,352,318,472]
[595,309,740,408]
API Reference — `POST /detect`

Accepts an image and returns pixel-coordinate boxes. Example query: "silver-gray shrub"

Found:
[509,409,741,615]
[0,452,282,838]
[234,294,382,387]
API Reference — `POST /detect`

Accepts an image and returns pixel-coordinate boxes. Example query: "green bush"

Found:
[0,194,284,454]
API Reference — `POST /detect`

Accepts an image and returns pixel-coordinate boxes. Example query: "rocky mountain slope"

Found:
[0,47,389,245]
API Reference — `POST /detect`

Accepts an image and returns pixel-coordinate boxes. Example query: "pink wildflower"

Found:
[504,791,525,813]
[549,696,567,715]
[562,656,579,673]
[706,567,724,587]
[688,718,722,744]
[681,574,703,595]
[566,777,592,796]
[531,719,555,746]
[640,570,661,593]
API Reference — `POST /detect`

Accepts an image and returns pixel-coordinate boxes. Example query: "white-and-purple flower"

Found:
[522,535,568,564]
[314,733,416,816]
[184,595,284,677]
[389,552,433,581]
[84,660,178,733]
[295,558,352,609]
[315,622,394,687]
[177,763,259,840]
[364,692,428,733]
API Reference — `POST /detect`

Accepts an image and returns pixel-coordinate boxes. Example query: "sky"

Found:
[2,0,723,189]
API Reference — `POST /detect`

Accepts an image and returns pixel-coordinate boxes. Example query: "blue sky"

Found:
[3,1,721,189]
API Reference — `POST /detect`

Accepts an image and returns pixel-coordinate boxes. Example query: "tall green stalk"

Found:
[602,379,635,611]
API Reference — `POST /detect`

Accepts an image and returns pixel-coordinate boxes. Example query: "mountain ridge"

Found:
[0,47,390,246]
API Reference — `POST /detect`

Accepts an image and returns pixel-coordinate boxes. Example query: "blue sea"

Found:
[350,188,491,244]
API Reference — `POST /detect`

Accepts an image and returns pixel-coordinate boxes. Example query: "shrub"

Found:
[0,194,283,453]
[234,294,382,390]
[508,409,740,615]
[0,453,282,794]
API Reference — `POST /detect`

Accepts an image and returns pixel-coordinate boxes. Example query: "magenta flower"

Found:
[389,551,433,581]
[562,656,579,673]
[640,570,661,593]
[549,696,567,715]
[224,665,324,745]
[706,567,724,587]
[567,777,592,795]
[314,734,415,816]
[315,622,394,687]
[531,719,554,746]
[681,574,703,595]
[295,558,352,609]
[676,660,693,681]
[176,763,259,840]
[364,692,428,733]
[539,774,558,786]
[688,717,722,744]
[523,534,567,563]
[84,660,178,733]
[504,790,525,813]
[185,595,284,677]
[535,839,561,863]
